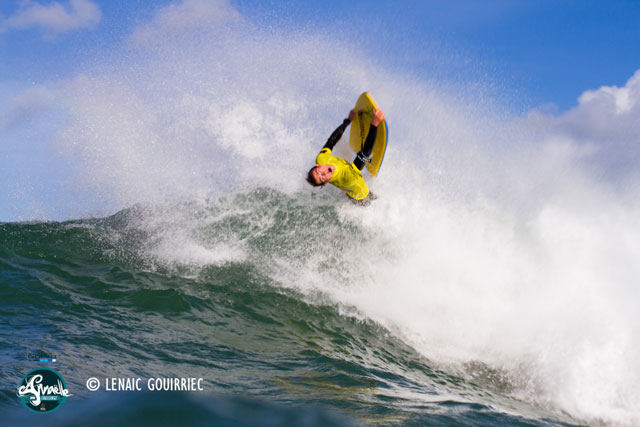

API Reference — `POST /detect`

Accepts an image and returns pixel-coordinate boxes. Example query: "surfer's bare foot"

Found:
[372,109,385,126]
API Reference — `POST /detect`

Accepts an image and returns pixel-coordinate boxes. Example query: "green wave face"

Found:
[0,190,575,426]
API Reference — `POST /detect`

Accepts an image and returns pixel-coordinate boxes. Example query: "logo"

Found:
[17,368,71,413]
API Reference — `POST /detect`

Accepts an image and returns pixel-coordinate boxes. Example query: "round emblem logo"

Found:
[17,368,71,413]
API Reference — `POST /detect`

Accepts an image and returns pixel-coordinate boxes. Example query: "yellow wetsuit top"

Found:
[316,148,369,200]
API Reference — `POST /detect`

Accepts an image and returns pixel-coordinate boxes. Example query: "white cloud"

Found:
[556,69,640,137]
[0,0,101,36]
[521,69,640,180]
[130,0,241,45]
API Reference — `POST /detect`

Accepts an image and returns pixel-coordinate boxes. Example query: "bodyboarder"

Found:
[306,108,385,205]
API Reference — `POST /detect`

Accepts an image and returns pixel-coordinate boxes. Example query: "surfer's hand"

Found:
[348,109,356,122]
[371,109,385,126]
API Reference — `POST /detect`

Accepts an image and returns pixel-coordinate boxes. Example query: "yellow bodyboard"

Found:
[349,92,388,177]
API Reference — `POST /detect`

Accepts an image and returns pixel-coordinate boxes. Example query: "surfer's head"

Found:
[306,164,335,186]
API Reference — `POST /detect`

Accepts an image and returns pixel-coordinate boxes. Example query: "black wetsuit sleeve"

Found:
[352,124,378,170]
[323,118,351,151]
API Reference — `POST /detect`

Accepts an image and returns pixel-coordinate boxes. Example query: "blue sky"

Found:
[1,0,640,221]
[2,0,639,109]
[239,0,640,110]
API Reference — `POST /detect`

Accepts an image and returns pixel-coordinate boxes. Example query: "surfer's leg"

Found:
[348,192,376,207]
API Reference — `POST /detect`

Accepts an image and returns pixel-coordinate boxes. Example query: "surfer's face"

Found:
[312,164,334,185]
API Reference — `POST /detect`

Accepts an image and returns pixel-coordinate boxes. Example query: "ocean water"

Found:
[3,1,640,425]
[1,191,581,426]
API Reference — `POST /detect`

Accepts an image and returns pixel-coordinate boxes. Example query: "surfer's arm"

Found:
[323,118,351,151]
[353,125,377,170]
[323,111,355,150]
[353,109,384,171]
